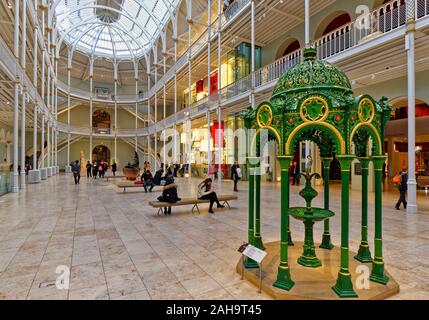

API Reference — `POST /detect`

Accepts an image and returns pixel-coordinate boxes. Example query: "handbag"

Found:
[392,175,401,184]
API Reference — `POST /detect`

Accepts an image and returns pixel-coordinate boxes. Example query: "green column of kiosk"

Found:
[273,156,295,291]
[355,157,373,263]
[320,157,334,250]
[332,155,358,298]
[369,156,389,284]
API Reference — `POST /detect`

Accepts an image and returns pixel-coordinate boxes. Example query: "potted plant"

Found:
[123,151,140,180]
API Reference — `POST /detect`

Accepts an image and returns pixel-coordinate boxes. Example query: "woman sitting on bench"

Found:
[197,178,225,214]
[157,176,180,215]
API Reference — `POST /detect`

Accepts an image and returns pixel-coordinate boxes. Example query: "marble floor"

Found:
[0,174,428,300]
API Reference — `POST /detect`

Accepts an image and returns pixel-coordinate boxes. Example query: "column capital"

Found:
[336,155,355,171]
[247,156,261,168]
[357,157,371,167]
[370,155,387,169]
[276,155,293,169]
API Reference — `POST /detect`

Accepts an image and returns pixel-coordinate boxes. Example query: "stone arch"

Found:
[389,97,429,120]
[275,38,301,60]
[314,11,352,39]
[92,145,111,163]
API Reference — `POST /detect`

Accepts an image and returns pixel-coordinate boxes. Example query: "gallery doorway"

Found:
[92,145,110,163]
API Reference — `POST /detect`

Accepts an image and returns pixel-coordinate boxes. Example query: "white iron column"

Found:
[173,39,178,165]
[89,58,93,163]
[67,52,71,168]
[12,0,20,192]
[41,115,45,169]
[187,18,192,177]
[135,64,138,152]
[207,0,212,178]
[154,66,158,171]
[304,0,311,167]
[46,68,50,169]
[406,0,417,213]
[217,0,222,185]
[305,0,310,47]
[163,55,166,166]
[20,89,26,189]
[20,0,27,188]
[114,61,118,164]
[55,58,58,170]
[147,74,151,165]
[32,24,38,171]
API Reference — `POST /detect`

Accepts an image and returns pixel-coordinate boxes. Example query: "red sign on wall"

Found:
[196,79,204,94]
[210,72,218,94]
[211,120,224,148]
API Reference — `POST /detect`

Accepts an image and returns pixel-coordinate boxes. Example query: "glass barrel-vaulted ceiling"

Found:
[55,0,179,60]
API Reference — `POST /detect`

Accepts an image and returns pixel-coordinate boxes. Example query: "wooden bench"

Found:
[116,181,161,193]
[149,194,238,215]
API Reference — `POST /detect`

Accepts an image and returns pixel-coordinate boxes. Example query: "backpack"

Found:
[99,165,103,171]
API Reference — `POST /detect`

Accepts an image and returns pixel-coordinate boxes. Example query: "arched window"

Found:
[283,40,301,56]
[93,110,111,134]
[322,13,352,36]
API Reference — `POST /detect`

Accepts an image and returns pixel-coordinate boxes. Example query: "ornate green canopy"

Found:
[244,47,392,157]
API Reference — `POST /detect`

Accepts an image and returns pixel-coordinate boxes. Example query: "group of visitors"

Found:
[85,161,117,179]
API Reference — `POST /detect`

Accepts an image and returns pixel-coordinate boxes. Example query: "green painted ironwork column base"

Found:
[319,230,334,250]
[369,259,389,285]
[354,241,373,263]
[273,265,295,291]
[253,235,265,251]
[244,257,259,269]
[297,220,321,268]
[332,271,358,298]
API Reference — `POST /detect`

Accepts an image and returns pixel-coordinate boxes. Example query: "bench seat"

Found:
[149,194,238,215]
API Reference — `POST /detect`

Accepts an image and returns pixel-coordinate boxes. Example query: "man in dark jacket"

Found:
[291,161,300,186]
[72,160,81,185]
[395,170,408,210]
[153,168,163,186]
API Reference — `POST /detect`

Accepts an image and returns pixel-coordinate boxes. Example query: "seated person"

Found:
[153,168,163,186]
[157,176,180,215]
[197,178,225,214]
[141,170,155,192]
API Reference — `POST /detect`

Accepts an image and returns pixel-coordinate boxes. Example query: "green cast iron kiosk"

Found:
[242,47,391,298]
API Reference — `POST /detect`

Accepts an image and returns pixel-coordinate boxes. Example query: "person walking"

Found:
[231,161,241,192]
[98,162,104,178]
[395,169,408,210]
[102,162,108,179]
[197,178,225,214]
[291,161,300,186]
[92,161,98,179]
[112,162,117,176]
[72,160,81,185]
[86,161,92,178]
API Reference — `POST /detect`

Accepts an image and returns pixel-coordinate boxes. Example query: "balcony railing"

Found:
[55,0,429,137]
[315,0,408,59]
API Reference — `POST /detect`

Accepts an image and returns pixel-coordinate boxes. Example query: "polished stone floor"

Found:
[0,174,428,300]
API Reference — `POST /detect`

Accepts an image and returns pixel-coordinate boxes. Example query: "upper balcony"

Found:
[56,0,429,137]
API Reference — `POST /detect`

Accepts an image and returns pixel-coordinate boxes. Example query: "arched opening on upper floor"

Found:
[389,97,429,120]
[314,11,352,39]
[93,110,111,134]
[275,38,301,60]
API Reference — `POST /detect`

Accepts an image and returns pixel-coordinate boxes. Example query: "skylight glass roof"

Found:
[55,0,179,60]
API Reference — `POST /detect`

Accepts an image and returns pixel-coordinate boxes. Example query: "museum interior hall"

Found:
[0,0,428,301]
